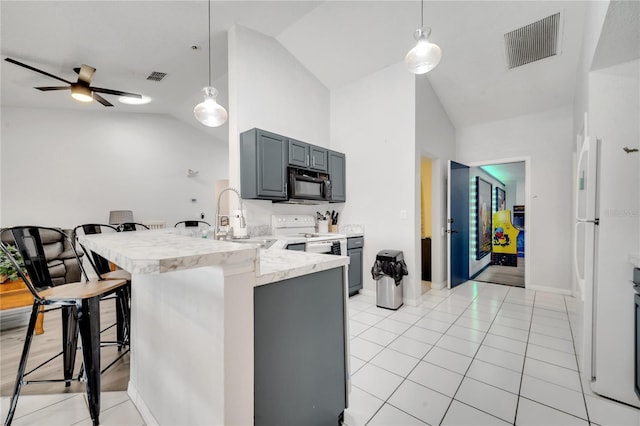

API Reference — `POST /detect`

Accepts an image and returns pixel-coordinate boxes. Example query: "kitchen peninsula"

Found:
[79,230,350,425]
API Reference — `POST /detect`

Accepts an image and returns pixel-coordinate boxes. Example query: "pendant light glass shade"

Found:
[194,87,228,127]
[405,28,441,74]
[194,0,228,127]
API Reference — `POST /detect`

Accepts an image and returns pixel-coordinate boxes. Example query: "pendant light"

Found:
[194,0,228,127]
[405,0,442,74]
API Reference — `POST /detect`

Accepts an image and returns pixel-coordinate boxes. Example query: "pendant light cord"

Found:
[208,0,211,87]
[420,0,424,28]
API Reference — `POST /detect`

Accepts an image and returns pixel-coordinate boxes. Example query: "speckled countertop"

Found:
[79,229,348,286]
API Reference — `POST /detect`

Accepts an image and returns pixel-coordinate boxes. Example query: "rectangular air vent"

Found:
[146,71,167,81]
[504,12,560,69]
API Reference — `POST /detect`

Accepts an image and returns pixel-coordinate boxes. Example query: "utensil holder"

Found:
[318,220,329,233]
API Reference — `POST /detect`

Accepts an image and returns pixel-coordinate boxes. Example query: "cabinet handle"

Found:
[306,155,309,166]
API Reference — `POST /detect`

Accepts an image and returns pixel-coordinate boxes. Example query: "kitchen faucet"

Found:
[215,187,247,239]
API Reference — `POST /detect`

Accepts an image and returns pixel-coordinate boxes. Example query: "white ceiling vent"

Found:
[504,12,561,69]
[146,71,167,81]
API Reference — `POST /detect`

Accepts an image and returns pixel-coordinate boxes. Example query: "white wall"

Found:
[227,25,333,226]
[457,106,574,292]
[1,107,228,229]
[331,62,420,301]
[415,75,456,290]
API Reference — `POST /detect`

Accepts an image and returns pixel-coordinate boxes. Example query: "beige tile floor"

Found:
[2,280,640,425]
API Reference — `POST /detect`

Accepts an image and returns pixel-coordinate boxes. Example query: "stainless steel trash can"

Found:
[373,250,405,310]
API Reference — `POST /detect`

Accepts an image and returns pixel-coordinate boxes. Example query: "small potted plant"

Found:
[0,245,26,284]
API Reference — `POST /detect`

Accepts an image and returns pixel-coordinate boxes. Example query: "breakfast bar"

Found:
[79,230,350,425]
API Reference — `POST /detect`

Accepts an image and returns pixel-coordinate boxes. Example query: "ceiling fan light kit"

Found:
[70,84,93,102]
[4,57,143,107]
[194,0,227,127]
[406,0,442,74]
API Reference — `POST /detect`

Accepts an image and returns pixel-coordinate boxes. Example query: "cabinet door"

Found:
[288,139,309,168]
[310,146,328,172]
[257,130,287,199]
[328,151,346,202]
[348,247,363,294]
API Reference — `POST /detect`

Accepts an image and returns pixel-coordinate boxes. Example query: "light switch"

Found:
[400,209,407,219]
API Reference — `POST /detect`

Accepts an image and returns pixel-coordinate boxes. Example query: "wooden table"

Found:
[0,279,45,334]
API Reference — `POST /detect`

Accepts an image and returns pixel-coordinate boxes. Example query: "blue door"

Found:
[448,161,470,287]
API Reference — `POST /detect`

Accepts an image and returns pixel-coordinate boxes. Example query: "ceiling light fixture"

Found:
[70,84,93,103]
[119,95,152,105]
[194,0,227,127]
[405,0,442,74]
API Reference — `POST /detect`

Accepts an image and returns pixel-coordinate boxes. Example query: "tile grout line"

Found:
[563,293,593,425]
[512,288,537,425]
[359,284,478,425]
[437,284,516,425]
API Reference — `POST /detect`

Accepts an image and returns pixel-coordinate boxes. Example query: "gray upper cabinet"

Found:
[328,150,346,202]
[310,146,328,172]
[288,139,328,172]
[240,129,287,200]
[288,139,309,168]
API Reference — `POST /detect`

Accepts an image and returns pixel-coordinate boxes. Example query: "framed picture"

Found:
[476,177,492,260]
[495,187,506,212]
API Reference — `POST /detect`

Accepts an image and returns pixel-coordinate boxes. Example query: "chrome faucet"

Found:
[215,187,247,240]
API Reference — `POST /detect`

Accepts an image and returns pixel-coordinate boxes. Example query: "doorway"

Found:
[472,161,526,287]
[448,158,530,288]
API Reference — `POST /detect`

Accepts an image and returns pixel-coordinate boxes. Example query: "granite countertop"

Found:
[255,250,349,286]
[79,231,257,274]
[79,230,349,286]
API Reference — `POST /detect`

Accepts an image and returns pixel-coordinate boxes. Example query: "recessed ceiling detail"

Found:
[504,12,560,69]
[146,71,167,81]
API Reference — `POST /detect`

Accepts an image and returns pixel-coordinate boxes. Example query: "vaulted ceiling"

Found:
[0,1,591,133]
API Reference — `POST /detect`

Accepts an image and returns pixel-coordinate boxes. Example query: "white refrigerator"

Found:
[574,112,640,408]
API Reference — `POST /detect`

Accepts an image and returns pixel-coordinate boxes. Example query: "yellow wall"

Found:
[420,157,432,239]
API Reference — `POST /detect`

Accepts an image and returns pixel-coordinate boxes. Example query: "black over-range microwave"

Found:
[287,167,331,203]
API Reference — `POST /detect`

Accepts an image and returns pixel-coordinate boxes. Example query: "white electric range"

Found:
[271,214,347,256]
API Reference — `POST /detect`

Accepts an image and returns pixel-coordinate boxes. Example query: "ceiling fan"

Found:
[4,57,142,107]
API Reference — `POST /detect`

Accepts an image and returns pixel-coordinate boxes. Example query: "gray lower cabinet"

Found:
[240,129,287,200]
[329,151,346,202]
[254,267,347,425]
[348,236,364,295]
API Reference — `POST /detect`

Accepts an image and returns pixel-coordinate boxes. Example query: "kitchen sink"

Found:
[231,238,278,249]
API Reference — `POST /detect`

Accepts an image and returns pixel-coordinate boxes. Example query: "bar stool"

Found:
[0,226,129,426]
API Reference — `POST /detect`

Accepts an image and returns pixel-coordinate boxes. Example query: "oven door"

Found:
[306,241,334,254]
[306,240,343,255]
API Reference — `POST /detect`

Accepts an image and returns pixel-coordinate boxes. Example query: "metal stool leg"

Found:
[4,303,41,426]
[78,298,101,426]
[61,306,79,386]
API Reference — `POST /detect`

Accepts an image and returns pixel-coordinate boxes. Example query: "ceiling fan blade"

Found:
[4,58,72,85]
[91,87,142,99]
[92,92,114,107]
[34,86,71,91]
[77,64,96,85]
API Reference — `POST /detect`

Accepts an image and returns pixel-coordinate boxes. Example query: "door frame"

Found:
[466,156,531,288]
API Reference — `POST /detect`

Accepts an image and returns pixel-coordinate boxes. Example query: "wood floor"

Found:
[473,262,525,287]
[1,298,129,397]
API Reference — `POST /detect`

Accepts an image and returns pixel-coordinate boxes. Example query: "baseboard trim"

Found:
[430,281,447,290]
[128,381,159,426]
[526,284,573,296]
